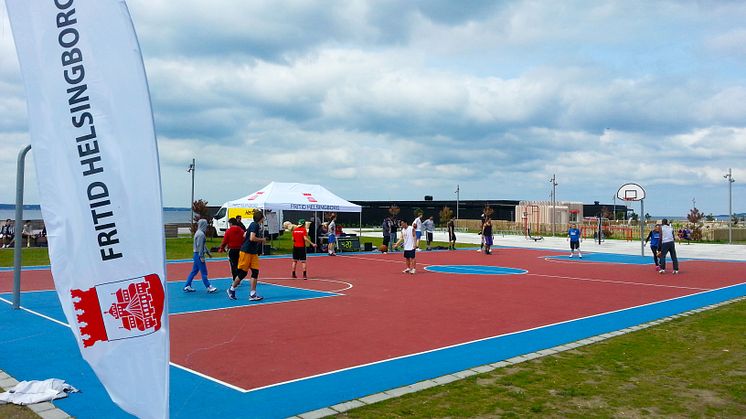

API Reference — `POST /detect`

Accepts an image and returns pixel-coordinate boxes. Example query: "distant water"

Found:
[0,207,192,225]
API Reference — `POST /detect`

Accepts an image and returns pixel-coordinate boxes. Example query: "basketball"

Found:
[379,244,388,253]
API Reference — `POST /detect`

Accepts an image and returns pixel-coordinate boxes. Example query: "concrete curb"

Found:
[290,295,746,418]
[0,371,73,419]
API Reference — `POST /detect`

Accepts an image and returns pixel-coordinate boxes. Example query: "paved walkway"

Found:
[349,229,745,262]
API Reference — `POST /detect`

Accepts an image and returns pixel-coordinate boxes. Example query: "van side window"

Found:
[215,207,227,219]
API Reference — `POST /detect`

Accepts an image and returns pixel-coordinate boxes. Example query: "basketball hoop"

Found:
[616,183,645,201]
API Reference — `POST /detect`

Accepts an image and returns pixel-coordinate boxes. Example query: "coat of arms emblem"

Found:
[71,274,165,348]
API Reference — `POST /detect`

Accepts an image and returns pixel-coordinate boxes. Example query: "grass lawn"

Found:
[339,298,746,418]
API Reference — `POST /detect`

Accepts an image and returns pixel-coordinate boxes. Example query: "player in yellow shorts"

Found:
[227,211,266,301]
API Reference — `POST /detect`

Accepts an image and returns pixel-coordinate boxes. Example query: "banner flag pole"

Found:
[6,1,169,418]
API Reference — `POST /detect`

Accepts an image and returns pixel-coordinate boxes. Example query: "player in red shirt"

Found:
[291,219,316,279]
[218,218,245,279]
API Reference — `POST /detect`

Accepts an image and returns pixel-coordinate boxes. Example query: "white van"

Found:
[212,206,253,237]
[212,206,280,237]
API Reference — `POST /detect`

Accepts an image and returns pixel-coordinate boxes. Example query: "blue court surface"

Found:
[2,251,745,418]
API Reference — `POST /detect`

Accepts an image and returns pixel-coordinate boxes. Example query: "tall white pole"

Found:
[188,158,195,228]
[455,184,460,225]
[725,168,735,244]
[640,199,645,256]
[549,174,558,237]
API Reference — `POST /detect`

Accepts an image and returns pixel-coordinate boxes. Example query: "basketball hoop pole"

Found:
[640,199,645,257]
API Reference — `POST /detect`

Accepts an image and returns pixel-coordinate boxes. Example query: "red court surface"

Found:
[5,247,744,394]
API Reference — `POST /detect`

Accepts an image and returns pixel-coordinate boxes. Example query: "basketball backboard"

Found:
[616,183,646,201]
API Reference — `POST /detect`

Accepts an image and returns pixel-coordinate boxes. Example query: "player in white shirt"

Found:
[658,218,679,274]
[393,219,418,274]
[412,214,423,251]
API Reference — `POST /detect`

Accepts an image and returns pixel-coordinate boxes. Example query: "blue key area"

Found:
[544,253,690,265]
[425,265,528,275]
[2,279,337,324]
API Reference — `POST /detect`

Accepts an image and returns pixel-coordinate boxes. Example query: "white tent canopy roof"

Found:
[224,182,362,213]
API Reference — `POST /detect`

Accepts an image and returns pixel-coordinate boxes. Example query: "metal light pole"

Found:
[613,194,617,222]
[725,168,735,244]
[455,184,460,224]
[187,159,195,228]
[549,174,558,237]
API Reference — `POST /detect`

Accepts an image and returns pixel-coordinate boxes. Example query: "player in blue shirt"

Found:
[644,224,662,269]
[567,223,582,258]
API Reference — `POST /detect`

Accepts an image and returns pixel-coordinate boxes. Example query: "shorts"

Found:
[327,234,336,244]
[426,232,433,242]
[415,231,422,239]
[403,249,416,259]
[292,246,307,261]
[570,241,580,250]
[383,236,391,247]
[484,235,493,246]
[237,251,260,271]
[448,231,456,241]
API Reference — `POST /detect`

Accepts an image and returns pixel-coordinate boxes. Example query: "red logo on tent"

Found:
[247,191,264,201]
[303,193,317,203]
[71,274,165,348]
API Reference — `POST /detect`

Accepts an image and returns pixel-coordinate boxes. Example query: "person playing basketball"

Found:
[644,224,662,269]
[567,223,582,258]
[447,216,457,250]
[658,218,679,274]
[291,219,316,279]
[393,219,417,274]
[227,211,266,301]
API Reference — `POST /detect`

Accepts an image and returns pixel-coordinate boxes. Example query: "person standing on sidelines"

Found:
[183,218,218,293]
[644,224,662,269]
[412,212,423,250]
[0,219,14,248]
[389,216,398,251]
[327,214,338,256]
[482,217,494,255]
[567,223,582,258]
[423,215,435,250]
[227,211,267,301]
[658,219,679,274]
[291,219,316,279]
[381,216,393,253]
[393,219,417,274]
[218,217,244,280]
[447,216,457,250]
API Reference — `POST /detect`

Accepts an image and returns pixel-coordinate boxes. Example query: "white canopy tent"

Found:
[223,182,363,249]
[225,182,362,214]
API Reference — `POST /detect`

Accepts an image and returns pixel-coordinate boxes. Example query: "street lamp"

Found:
[187,158,195,229]
[455,184,460,224]
[549,174,558,236]
[724,168,735,244]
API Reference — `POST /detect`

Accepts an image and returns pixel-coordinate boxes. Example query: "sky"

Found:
[0,0,744,217]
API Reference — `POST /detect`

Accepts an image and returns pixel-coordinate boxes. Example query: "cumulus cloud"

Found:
[0,1,743,215]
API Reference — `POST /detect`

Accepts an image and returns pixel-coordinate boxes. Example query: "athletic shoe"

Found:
[578,254,582,259]
[659,270,666,274]
[673,270,679,275]
[227,288,237,300]
[183,286,196,293]
[569,253,574,258]
[291,272,297,279]
[206,286,218,293]
[249,294,263,301]
[402,268,411,274]
[409,269,416,274]
[303,275,308,280]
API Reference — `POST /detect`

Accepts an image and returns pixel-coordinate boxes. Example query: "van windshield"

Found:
[214,207,227,219]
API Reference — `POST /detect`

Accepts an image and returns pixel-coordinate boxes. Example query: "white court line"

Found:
[526,273,709,291]
[3,279,744,395]
[0,296,70,328]
[338,254,433,268]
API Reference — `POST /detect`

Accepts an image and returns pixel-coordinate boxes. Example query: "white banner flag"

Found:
[6,1,169,418]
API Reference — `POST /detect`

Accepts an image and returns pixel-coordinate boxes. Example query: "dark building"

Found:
[339,199,520,226]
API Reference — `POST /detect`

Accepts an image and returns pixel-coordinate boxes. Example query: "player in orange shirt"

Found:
[291,219,317,279]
